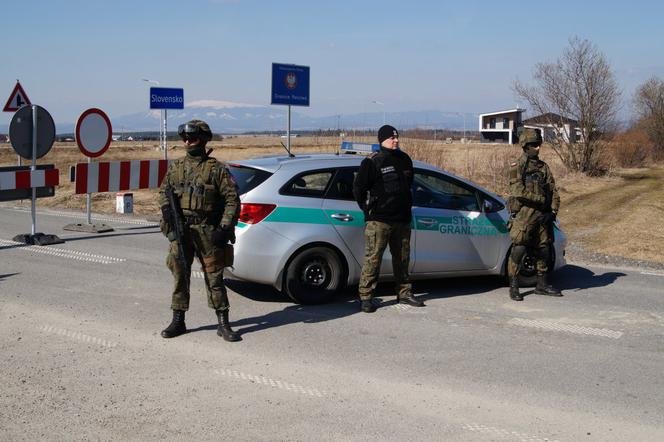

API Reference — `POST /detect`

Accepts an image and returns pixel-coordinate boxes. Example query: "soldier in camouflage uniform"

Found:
[507,127,562,301]
[352,125,425,313]
[158,119,242,341]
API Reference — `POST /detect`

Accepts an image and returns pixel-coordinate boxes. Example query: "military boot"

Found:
[509,276,523,301]
[360,299,377,313]
[399,295,425,307]
[161,310,186,338]
[534,273,562,296]
[216,310,241,342]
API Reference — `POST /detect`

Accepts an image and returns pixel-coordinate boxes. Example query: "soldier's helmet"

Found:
[518,127,542,149]
[178,119,213,143]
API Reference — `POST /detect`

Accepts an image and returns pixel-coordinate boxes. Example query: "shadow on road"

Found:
[62,229,161,242]
[0,272,20,281]
[554,264,625,291]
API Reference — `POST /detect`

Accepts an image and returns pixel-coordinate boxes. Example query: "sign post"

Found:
[149,87,184,160]
[9,104,63,245]
[271,63,310,156]
[64,108,114,233]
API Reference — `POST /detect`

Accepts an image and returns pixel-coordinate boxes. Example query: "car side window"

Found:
[281,170,334,198]
[324,167,358,201]
[412,170,480,211]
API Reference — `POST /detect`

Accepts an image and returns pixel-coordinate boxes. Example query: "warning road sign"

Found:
[3,81,31,112]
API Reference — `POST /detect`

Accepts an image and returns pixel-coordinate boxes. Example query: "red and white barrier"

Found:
[0,169,60,191]
[74,159,169,194]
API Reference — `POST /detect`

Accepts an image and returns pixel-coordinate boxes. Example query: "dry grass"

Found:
[2,136,663,264]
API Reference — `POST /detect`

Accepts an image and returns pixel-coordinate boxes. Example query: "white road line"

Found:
[7,207,157,226]
[641,271,664,276]
[192,271,205,279]
[509,318,623,339]
[462,423,559,442]
[38,325,118,348]
[213,368,326,398]
[0,239,126,264]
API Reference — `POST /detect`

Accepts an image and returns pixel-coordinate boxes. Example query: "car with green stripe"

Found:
[226,151,566,304]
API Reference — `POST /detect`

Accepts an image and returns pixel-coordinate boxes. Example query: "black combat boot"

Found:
[216,310,241,342]
[509,276,523,301]
[161,310,186,338]
[360,299,377,313]
[399,295,425,307]
[534,273,562,296]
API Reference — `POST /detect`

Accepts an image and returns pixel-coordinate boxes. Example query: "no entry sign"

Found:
[76,108,112,158]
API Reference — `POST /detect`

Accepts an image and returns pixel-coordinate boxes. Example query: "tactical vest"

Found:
[173,157,224,216]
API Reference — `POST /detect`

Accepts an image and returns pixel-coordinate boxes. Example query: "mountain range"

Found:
[0,100,476,134]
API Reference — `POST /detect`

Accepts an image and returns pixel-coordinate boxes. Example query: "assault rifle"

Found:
[164,185,191,279]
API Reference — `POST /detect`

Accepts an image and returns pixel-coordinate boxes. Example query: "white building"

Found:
[478,108,525,144]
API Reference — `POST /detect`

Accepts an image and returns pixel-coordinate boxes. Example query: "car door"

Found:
[322,167,415,275]
[411,169,487,272]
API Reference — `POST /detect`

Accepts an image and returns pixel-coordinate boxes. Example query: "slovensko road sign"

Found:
[9,105,56,159]
[149,87,184,110]
[271,63,310,107]
[3,81,31,112]
[76,108,112,158]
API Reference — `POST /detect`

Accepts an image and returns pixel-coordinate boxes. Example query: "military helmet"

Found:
[178,119,212,143]
[519,127,542,148]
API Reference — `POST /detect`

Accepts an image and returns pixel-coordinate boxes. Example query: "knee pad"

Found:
[536,244,551,262]
[510,245,527,265]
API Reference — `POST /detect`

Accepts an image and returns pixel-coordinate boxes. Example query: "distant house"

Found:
[478,108,525,144]
[0,134,8,143]
[523,113,580,143]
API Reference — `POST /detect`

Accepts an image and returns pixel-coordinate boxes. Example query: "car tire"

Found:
[516,248,556,287]
[283,246,345,304]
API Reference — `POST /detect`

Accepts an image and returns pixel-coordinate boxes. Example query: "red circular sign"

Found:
[75,108,112,158]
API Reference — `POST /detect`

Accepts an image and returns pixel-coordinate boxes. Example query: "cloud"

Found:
[187,99,265,109]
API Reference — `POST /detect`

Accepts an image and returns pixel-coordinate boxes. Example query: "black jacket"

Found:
[352,147,414,223]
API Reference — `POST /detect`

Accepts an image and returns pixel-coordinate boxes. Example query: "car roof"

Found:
[228,152,504,202]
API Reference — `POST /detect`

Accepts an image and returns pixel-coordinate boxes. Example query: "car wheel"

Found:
[283,246,345,304]
[517,248,556,287]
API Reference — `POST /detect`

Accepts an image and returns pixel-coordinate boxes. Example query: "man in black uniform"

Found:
[352,124,425,313]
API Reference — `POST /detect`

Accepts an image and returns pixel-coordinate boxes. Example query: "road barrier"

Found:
[0,168,59,190]
[71,159,169,194]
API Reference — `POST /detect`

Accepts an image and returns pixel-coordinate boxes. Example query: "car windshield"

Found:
[227,165,273,195]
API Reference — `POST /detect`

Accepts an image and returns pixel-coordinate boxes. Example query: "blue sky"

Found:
[3,0,663,125]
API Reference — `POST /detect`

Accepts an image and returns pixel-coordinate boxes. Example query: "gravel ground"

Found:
[566,241,664,271]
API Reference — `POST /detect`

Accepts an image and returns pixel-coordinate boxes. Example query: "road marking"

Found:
[8,207,157,226]
[213,368,326,397]
[39,325,118,348]
[462,423,559,442]
[192,271,205,279]
[0,239,126,264]
[509,318,623,339]
[641,271,664,277]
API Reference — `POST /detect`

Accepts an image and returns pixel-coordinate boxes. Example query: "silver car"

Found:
[225,151,566,304]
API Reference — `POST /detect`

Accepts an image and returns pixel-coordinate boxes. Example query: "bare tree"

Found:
[634,76,664,154]
[513,37,621,174]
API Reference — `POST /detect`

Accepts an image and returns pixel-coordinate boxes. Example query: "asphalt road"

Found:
[1,204,663,441]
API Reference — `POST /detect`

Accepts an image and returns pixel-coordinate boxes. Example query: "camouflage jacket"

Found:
[508,153,560,225]
[158,153,240,228]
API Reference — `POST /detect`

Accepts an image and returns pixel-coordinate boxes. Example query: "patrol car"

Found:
[225,142,566,304]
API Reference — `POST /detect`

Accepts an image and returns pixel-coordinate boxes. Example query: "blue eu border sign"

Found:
[271,63,310,107]
[150,87,184,110]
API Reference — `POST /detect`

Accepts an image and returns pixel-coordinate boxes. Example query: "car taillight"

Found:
[239,203,276,224]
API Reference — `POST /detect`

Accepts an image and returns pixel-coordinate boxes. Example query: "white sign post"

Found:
[64,108,114,233]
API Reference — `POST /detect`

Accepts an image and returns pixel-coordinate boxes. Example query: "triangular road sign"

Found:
[3,81,31,112]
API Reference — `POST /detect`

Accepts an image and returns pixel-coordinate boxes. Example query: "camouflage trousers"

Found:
[508,218,553,276]
[166,223,231,312]
[358,221,412,301]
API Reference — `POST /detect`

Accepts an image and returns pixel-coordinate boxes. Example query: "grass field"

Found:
[1,136,662,265]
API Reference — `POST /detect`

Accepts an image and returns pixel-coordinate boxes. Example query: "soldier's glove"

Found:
[159,205,173,237]
[213,225,235,246]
